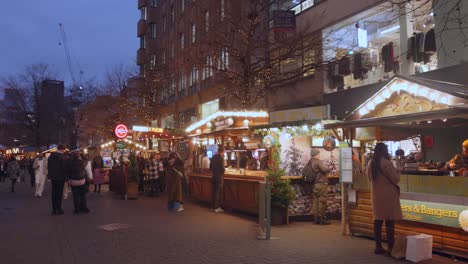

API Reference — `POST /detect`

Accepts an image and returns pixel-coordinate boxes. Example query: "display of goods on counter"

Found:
[288,183,341,217]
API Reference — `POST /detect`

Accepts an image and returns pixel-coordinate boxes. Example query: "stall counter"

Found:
[188,170,265,215]
[349,173,468,258]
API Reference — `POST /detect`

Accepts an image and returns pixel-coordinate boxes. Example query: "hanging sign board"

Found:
[339,147,353,183]
[114,124,128,139]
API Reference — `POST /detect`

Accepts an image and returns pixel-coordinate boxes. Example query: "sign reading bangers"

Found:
[401,199,468,230]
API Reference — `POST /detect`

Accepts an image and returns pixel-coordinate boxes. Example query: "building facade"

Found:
[269,0,468,116]
[136,0,468,128]
[137,0,276,130]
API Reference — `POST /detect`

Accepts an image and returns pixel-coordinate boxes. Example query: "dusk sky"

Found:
[0,0,139,88]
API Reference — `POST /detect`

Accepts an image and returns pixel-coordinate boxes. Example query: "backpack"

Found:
[302,160,316,183]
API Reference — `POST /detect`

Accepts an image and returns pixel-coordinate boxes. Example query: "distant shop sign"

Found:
[132,125,163,133]
[5,148,22,155]
[114,124,128,139]
[116,142,127,149]
[273,10,296,29]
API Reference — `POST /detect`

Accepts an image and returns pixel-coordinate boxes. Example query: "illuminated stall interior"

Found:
[325,75,468,257]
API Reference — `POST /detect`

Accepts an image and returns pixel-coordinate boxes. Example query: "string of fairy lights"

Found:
[100,138,147,150]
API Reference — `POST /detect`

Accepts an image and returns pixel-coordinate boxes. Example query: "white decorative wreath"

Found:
[460,210,468,232]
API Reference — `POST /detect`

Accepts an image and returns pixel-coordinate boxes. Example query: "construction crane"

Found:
[58,23,82,90]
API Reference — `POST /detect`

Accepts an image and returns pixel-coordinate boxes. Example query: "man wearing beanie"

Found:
[307,148,330,225]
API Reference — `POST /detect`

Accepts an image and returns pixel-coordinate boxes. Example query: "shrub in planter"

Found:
[267,169,295,225]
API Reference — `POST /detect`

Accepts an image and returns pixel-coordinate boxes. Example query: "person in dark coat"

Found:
[367,143,402,256]
[48,144,68,215]
[210,148,225,213]
[7,156,20,193]
[166,152,185,212]
[69,152,90,214]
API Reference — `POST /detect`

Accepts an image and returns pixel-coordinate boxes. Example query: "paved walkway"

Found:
[0,181,461,264]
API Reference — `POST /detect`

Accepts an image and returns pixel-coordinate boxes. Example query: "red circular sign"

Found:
[114,124,128,139]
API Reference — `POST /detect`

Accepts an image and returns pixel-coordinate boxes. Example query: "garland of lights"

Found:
[253,123,330,138]
[185,110,269,133]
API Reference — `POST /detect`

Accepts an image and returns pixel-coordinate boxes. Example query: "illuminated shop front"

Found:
[323,1,436,93]
[325,75,468,257]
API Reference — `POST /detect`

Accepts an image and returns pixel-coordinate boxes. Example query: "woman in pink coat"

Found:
[92,155,104,193]
[367,143,403,256]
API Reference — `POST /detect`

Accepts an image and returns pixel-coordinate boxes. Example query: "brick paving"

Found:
[0,181,462,264]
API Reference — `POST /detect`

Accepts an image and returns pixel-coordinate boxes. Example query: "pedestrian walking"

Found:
[166,152,184,212]
[83,154,93,193]
[367,142,403,256]
[156,153,165,193]
[48,144,67,215]
[7,156,20,193]
[69,152,90,214]
[19,157,30,183]
[303,148,331,225]
[92,155,104,194]
[0,158,7,183]
[210,148,225,213]
[33,154,48,197]
[146,154,160,196]
[28,157,35,187]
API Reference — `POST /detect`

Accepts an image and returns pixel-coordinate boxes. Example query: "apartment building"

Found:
[136,0,468,128]
[137,0,265,130]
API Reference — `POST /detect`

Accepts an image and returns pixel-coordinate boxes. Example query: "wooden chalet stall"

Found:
[185,111,269,215]
[325,76,468,257]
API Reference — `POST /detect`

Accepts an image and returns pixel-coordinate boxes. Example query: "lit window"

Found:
[219,48,229,70]
[181,0,185,12]
[180,33,185,50]
[149,23,157,39]
[190,66,198,86]
[170,76,176,96]
[203,56,213,79]
[141,7,147,20]
[205,11,210,32]
[220,0,225,21]
[179,72,186,92]
[149,54,156,70]
[149,0,157,7]
[191,24,196,43]
[140,36,146,48]
[171,6,175,23]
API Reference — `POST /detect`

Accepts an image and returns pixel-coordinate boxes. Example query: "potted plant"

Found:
[126,153,140,200]
[267,169,295,225]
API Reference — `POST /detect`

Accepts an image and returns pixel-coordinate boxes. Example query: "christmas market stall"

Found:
[251,106,349,223]
[185,110,269,215]
[324,75,468,257]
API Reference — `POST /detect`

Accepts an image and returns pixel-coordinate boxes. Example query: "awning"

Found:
[324,105,468,130]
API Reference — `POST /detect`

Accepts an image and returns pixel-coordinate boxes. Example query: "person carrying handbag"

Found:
[367,143,403,257]
[69,152,90,214]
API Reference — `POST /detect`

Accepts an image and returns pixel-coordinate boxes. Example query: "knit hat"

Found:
[310,148,320,157]
[463,139,468,148]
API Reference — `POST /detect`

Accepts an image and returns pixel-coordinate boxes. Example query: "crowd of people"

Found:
[0,144,104,215]
[135,152,188,212]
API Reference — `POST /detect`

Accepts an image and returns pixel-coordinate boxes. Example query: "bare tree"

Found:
[0,63,57,149]
[102,63,139,96]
